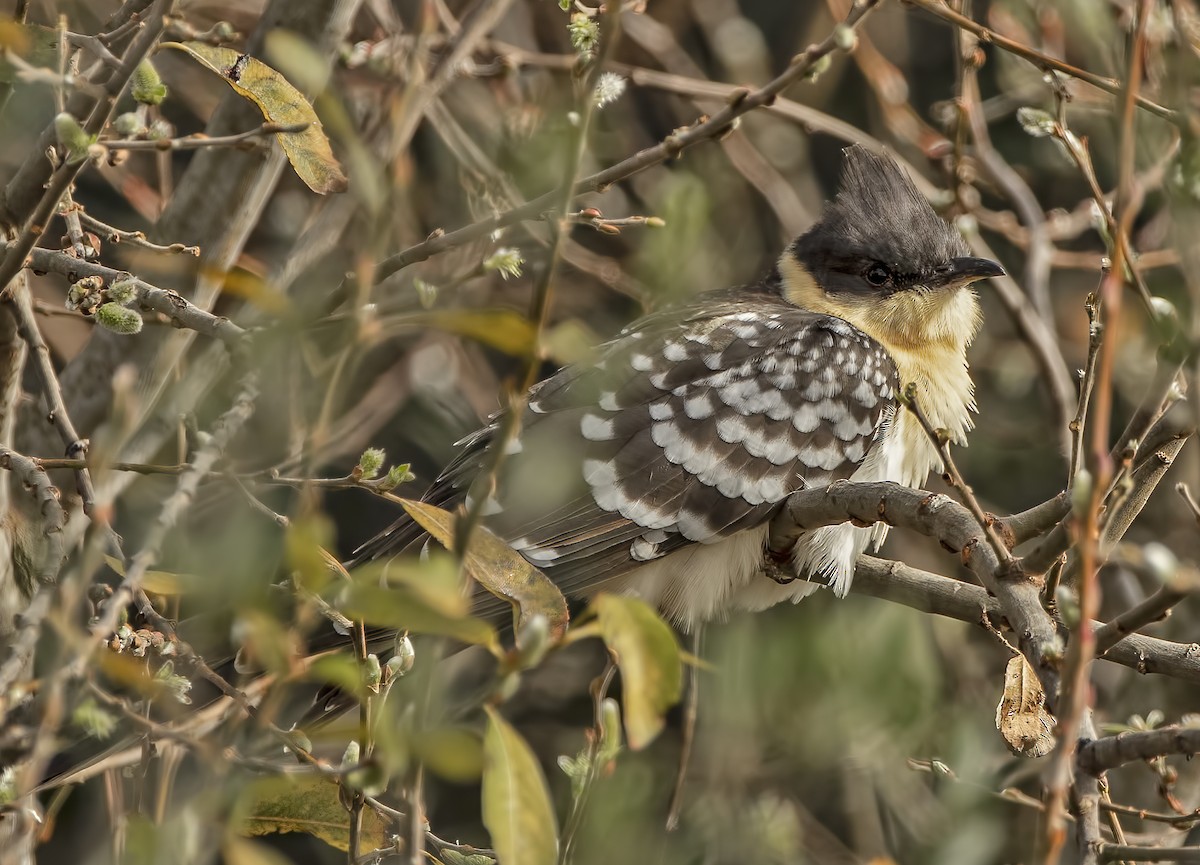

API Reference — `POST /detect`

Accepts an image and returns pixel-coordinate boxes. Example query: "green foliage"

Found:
[131,59,168,105]
[589,594,683,750]
[53,111,92,163]
[95,301,144,334]
[482,707,559,865]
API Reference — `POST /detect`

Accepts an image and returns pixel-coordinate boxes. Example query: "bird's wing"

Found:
[349,292,899,613]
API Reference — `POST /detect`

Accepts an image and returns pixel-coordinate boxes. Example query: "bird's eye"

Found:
[865,264,891,287]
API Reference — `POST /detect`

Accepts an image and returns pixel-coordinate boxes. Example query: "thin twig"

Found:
[102,121,309,152]
[1070,292,1103,482]
[905,0,1179,124]
[365,0,882,286]
[1044,5,1152,861]
[903,386,1016,567]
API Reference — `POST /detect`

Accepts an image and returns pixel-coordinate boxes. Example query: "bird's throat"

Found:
[777,253,977,443]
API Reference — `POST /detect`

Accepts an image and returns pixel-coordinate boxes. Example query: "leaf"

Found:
[414,726,485,783]
[590,594,683,750]
[223,837,293,865]
[239,775,388,852]
[384,309,536,356]
[104,555,192,595]
[159,42,347,194]
[995,655,1056,758]
[482,706,559,865]
[399,500,569,643]
[306,652,364,701]
[340,583,499,650]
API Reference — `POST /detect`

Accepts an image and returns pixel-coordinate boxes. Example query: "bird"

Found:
[350,145,1004,631]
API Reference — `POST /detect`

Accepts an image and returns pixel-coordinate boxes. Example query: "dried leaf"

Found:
[239,775,388,852]
[996,655,1056,758]
[482,706,559,865]
[159,42,347,194]
[590,594,683,750]
[399,500,569,642]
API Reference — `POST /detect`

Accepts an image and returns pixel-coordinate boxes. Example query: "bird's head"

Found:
[778,145,1003,353]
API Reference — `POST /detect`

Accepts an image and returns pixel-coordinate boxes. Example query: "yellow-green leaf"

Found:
[104,555,192,595]
[306,652,364,701]
[414,726,484,783]
[223,837,293,865]
[482,706,558,865]
[340,583,498,651]
[590,594,683,750]
[384,309,536,356]
[238,775,388,852]
[353,550,466,618]
[159,41,347,194]
[399,500,569,643]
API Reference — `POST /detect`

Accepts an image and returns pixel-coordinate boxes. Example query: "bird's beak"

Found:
[947,256,1005,286]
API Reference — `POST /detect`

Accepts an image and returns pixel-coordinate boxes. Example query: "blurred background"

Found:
[3,0,1200,863]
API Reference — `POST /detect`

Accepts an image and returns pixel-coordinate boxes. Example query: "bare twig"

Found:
[102,121,309,152]
[905,0,1179,124]
[1095,581,1196,656]
[903,386,1016,567]
[851,556,1200,685]
[366,0,882,285]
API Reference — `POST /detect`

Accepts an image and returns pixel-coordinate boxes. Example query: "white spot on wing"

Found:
[581,413,616,441]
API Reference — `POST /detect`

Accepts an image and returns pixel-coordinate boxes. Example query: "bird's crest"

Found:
[814,145,969,271]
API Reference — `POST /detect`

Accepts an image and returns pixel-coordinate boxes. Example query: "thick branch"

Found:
[1079,727,1200,775]
[852,557,1200,684]
[772,481,1061,703]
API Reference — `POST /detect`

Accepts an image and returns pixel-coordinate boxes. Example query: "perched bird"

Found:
[351,145,1004,629]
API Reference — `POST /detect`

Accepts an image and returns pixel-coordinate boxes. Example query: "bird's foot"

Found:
[762,547,796,584]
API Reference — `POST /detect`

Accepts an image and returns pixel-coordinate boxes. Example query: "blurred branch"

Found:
[1094,576,1197,656]
[1050,4,1155,859]
[0,446,67,696]
[959,54,1053,325]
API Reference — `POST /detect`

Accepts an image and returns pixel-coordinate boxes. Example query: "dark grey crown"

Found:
[789,145,970,290]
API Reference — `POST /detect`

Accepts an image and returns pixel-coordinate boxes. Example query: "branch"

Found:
[11,245,247,346]
[1080,727,1200,775]
[1098,846,1200,863]
[905,0,1180,125]
[0,446,67,699]
[851,557,1200,684]
[366,0,882,284]
[770,481,1061,703]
